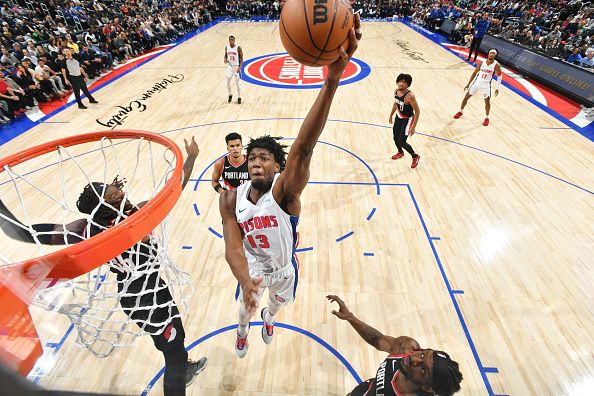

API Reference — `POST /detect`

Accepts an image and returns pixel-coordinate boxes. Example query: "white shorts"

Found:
[468,84,491,98]
[226,64,240,79]
[236,265,297,306]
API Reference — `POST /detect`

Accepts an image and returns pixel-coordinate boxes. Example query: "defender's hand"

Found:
[184,136,199,157]
[326,295,353,320]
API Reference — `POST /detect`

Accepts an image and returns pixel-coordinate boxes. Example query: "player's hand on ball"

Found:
[243,277,264,314]
[326,13,361,82]
[327,295,353,320]
[184,136,199,157]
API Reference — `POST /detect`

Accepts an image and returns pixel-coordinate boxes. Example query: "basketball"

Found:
[280,0,354,67]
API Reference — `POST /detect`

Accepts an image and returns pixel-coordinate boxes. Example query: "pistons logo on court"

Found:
[241,53,371,89]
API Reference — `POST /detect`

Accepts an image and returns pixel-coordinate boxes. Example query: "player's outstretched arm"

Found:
[211,158,225,193]
[327,295,420,354]
[181,136,199,191]
[0,199,85,245]
[274,15,361,212]
[220,190,263,313]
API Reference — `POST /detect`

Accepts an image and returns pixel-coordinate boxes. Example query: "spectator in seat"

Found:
[566,47,583,64]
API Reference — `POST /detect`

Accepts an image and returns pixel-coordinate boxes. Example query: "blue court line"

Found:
[452,290,464,295]
[431,236,441,241]
[295,246,314,252]
[483,367,499,373]
[336,231,354,242]
[405,184,498,395]
[192,203,200,217]
[207,227,223,239]
[366,208,377,221]
[166,118,591,195]
[141,321,362,395]
[363,252,375,257]
[181,246,192,250]
[398,18,594,141]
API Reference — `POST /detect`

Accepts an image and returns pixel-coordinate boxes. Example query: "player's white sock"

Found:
[238,304,251,337]
[235,78,241,98]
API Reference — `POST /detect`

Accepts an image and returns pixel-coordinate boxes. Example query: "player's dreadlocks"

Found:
[76,182,119,227]
[245,135,288,171]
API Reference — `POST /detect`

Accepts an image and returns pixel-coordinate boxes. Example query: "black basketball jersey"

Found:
[221,154,249,189]
[350,354,407,396]
[394,90,414,118]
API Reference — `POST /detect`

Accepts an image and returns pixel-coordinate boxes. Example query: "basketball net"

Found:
[0,134,193,358]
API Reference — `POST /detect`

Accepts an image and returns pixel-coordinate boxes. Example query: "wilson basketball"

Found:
[280,0,354,67]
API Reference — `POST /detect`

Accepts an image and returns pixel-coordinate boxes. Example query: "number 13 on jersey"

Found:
[246,234,270,249]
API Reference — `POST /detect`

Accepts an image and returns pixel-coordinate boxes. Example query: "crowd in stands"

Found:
[0,0,223,124]
[1,0,592,125]
[411,0,594,70]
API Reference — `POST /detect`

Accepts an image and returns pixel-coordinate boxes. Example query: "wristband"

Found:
[214,184,223,192]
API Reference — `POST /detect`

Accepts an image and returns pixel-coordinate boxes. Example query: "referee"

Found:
[60,48,98,109]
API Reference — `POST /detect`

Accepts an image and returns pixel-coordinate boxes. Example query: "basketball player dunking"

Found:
[219,16,362,358]
[453,49,502,126]
[225,35,243,104]
[327,295,463,396]
[0,138,205,396]
[389,73,421,169]
[211,132,250,193]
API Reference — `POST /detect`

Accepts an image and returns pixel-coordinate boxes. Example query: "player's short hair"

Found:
[431,350,463,396]
[77,182,118,227]
[225,132,242,143]
[245,135,288,171]
[396,73,413,87]
[229,35,235,39]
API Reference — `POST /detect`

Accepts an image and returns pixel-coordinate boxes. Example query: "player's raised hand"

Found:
[243,277,263,314]
[326,294,353,320]
[327,12,361,82]
[184,136,199,157]
[112,175,126,190]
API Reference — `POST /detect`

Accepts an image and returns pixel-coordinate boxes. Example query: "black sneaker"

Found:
[186,357,207,387]
[237,97,242,104]
[228,95,232,103]
[78,105,88,109]
[89,100,98,104]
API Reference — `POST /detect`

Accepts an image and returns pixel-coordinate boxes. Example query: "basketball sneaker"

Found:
[453,111,463,119]
[483,118,489,126]
[186,357,208,387]
[228,95,232,103]
[411,155,420,169]
[391,152,404,160]
[261,308,274,345]
[235,323,249,358]
[238,97,242,104]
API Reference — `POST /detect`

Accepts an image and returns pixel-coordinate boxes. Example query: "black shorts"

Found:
[393,116,412,136]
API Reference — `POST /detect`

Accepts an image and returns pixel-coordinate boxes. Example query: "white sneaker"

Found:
[235,323,249,358]
[261,308,274,345]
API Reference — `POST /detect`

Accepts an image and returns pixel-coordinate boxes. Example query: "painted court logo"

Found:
[241,53,370,89]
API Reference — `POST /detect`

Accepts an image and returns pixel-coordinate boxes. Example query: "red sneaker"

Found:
[391,152,405,160]
[235,324,249,358]
[411,155,420,169]
[453,111,463,119]
[483,118,489,126]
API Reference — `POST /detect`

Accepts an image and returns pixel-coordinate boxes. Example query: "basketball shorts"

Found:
[226,64,240,79]
[393,115,414,136]
[468,83,491,98]
[237,265,297,306]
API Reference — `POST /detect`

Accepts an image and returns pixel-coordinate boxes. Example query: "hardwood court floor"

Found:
[0,22,593,395]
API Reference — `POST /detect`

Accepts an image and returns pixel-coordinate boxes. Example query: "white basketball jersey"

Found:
[473,60,498,86]
[226,44,239,66]
[235,174,299,273]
